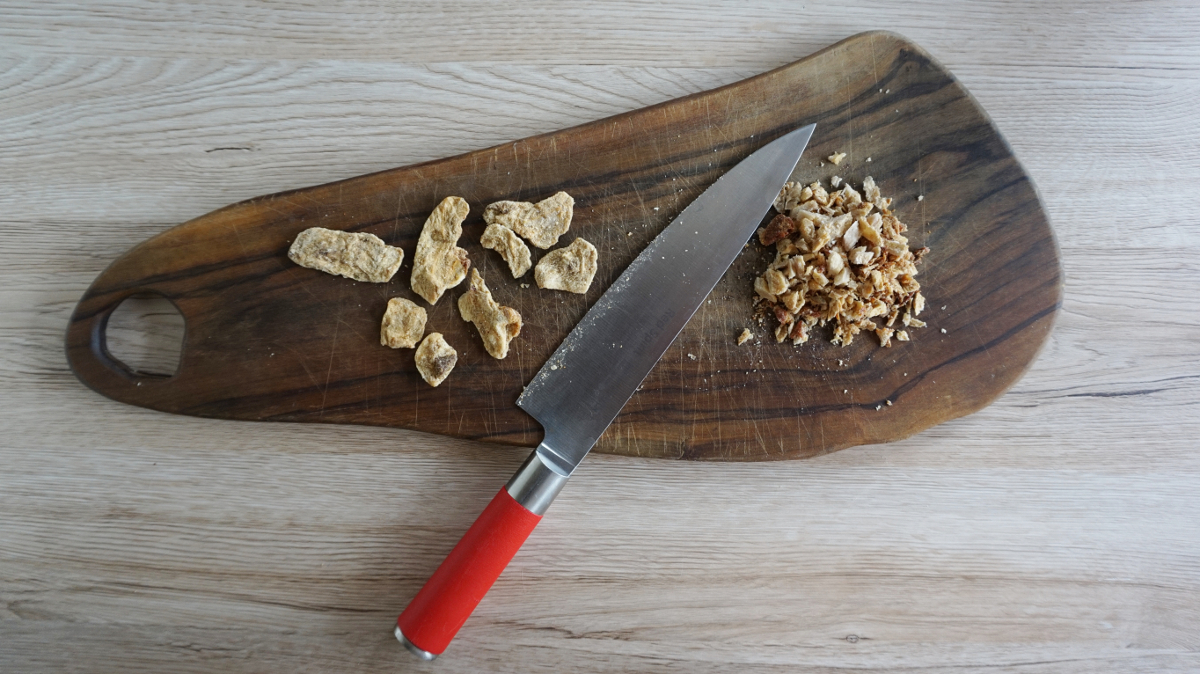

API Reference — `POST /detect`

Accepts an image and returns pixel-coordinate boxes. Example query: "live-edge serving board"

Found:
[66,32,1061,461]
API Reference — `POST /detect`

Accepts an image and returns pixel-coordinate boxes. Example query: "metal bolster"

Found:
[505,447,570,516]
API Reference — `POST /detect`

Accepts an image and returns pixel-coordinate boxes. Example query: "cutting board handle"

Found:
[66,279,187,405]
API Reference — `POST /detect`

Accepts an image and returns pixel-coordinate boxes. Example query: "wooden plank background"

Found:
[2,2,1198,672]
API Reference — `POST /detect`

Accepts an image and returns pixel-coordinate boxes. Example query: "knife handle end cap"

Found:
[395,625,437,661]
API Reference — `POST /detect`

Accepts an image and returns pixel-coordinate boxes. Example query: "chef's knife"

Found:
[396,123,816,660]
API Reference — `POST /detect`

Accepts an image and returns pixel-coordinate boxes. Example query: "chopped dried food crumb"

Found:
[828,152,846,165]
[535,238,598,294]
[481,223,532,278]
[484,191,574,249]
[411,197,470,305]
[459,269,522,359]
[736,328,753,345]
[415,333,457,387]
[380,297,426,349]
[755,176,929,347]
[288,227,403,283]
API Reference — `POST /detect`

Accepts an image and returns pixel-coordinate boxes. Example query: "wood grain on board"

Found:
[65,31,1061,461]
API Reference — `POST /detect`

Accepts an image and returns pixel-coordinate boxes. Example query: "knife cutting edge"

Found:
[395,122,816,660]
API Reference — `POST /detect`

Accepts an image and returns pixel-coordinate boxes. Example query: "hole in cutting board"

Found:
[105,293,185,377]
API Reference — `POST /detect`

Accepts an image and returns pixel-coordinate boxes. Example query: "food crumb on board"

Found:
[830,175,843,188]
[687,353,697,361]
[917,195,924,201]
[941,328,948,334]
[875,404,883,411]
[886,399,893,406]
[827,152,846,165]
[736,328,753,345]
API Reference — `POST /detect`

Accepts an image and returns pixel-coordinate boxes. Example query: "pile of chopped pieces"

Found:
[754,176,928,347]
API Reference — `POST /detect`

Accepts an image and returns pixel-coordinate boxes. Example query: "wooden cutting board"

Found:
[66,31,1061,461]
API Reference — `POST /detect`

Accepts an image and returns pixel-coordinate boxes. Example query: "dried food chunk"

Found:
[458,269,522,359]
[288,227,403,283]
[380,297,426,349]
[411,196,471,305]
[754,176,930,348]
[758,214,796,246]
[480,223,532,278]
[483,191,574,249]
[737,328,753,346]
[827,152,847,165]
[534,238,598,294]
[414,333,457,387]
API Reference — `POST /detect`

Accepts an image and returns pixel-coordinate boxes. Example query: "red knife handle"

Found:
[396,449,568,660]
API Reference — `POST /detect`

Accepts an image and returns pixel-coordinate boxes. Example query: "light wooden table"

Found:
[3,2,1199,672]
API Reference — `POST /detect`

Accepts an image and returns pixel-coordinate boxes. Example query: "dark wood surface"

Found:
[65,31,1061,461]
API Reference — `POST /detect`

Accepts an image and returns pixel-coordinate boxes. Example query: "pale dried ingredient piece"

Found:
[380,297,427,349]
[535,238,598,294]
[774,182,807,214]
[830,175,843,188]
[737,328,753,345]
[912,291,926,316]
[484,191,575,249]
[415,333,457,387]
[411,197,471,305]
[765,268,789,296]
[828,152,847,165]
[288,227,403,283]
[458,269,522,359]
[862,176,882,206]
[849,246,874,265]
[481,223,532,278]
[841,220,861,249]
[826,249,845,275]
[754,275,776,302]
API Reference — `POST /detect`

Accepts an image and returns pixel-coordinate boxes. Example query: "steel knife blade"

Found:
[518,123,817,475]
[396,122,815,660]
